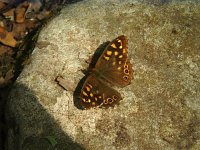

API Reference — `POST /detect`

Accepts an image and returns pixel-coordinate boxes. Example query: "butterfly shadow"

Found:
[73,41,110,110]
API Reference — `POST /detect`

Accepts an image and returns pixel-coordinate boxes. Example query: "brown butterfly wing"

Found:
[94,35,132,88]
[80,74,122,109]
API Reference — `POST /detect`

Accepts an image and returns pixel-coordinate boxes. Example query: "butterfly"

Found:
[79,35,132,109]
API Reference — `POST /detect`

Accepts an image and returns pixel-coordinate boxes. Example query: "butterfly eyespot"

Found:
[123,76,129,81]
[124,69,129,74]
[124,64,128,69]
[104,99,108,104]
[112,95,118,100]
[107,98,113,104]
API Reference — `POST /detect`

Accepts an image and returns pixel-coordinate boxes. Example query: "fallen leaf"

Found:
[12,22,26,40]
[36,10,50,20]
[0,45,13,56]
[0,26,17,47]
[55,76,76,91]
[3,8,14,19]
[0,2,5,10]
[14,1,29,23]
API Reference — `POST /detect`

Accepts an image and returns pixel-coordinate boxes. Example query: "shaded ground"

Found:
[0,0,81,149]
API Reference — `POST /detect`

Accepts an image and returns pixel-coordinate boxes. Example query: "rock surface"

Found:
[6,0,200,149]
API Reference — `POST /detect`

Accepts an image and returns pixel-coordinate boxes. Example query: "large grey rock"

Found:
[6,0,200,149]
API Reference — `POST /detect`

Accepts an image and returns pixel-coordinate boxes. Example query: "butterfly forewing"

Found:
[95,35,132,87]
[79,35,132,109]
[80,74,122,109]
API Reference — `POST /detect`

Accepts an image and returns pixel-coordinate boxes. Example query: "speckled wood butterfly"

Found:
[80,35,132,109]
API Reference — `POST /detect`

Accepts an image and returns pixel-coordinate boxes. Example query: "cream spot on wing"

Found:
[104,56,110,61]
[117,39,123,49]
[117,67,121,70]
[123,48,126,54]
[85,98,91,103]
[106,50,112,56]
[111,43,117,48]
[82,91,88,96]
[86,86,90,92]
[114,51,119,56]
[119,55,123,58]
[90,93,94,97]
[87,83,93,88]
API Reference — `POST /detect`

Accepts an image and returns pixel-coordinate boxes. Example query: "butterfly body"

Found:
[79,35,132,109]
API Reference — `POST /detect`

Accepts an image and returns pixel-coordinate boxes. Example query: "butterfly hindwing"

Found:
[95,35,132,87]
[79,35,132,109]
[80,74,122,109]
